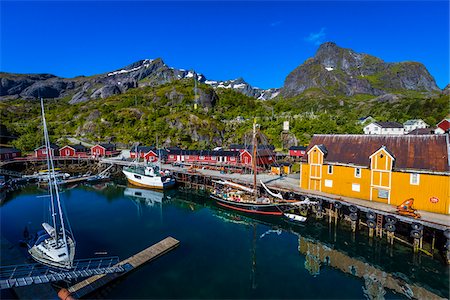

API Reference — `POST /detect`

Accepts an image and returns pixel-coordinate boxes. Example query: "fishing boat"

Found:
[123,148,175,189]
[28,98,76,269]
[210,121,295,216]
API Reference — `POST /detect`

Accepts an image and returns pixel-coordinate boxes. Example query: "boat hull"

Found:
[211,194,292,216]
[28,232,75,269]
[123,169,175,189]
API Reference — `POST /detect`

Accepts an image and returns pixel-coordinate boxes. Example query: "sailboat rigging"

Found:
[28,98,76,269]
[210,121,294,215]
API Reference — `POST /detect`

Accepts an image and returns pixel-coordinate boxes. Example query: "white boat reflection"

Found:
[124,187,164,207]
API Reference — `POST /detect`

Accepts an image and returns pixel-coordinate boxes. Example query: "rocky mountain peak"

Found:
[281,42,440,97]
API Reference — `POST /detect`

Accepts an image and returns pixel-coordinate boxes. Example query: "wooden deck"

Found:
[67,237,179,298]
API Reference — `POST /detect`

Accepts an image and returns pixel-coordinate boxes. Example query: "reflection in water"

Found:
[209,191,445,300]
[124,187,164,206]
[295,234,443,300]
[1,185,447,299]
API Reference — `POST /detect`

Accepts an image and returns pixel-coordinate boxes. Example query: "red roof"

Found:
[437,119,450,131]
[303,134,449,173]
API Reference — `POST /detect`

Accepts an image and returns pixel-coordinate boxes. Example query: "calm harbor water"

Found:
[1,182,449,299]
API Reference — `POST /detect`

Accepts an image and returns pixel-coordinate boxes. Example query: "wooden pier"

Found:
[60,237,180,299]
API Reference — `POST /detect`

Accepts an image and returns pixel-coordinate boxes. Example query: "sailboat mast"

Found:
[41,98,69,250]
[252,121,258,201]
[40,98,58,243]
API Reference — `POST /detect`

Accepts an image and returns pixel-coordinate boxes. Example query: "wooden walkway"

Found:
[66,237,179,298]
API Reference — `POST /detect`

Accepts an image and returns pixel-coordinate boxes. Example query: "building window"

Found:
[352,183,360,192]
[324,179,333,187]
[199,156,205,160]
[327,165,333,174]
[354,168,361,178]
[378,189,389,199]
[410,173,420,185]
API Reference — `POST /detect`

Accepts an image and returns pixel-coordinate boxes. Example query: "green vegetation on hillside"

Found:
[1,79,448,152]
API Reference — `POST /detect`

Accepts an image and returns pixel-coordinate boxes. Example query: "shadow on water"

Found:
[1,183,448,299]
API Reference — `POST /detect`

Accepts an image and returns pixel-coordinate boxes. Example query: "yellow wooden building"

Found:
[300,134,450,214]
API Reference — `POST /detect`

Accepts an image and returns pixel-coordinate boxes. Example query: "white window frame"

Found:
[410,173,420,185]
[352,183,360,192]
[324,179,333,188]
[327,165,333,174]
[354,168,361,178]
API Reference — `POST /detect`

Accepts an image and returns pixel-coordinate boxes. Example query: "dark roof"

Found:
[131,146,156,153]
[289,146,307,150]
[97,143,116,150]
[62,144,87,151]
[167,149,240,157]
[407,128,436,135]
[303,134,449,173]
[35,143,59,151]
[374,121,403,128]
[0,147,21,154]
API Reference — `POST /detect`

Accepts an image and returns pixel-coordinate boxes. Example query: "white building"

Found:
[363,122,405,135]
[403,119,429,134]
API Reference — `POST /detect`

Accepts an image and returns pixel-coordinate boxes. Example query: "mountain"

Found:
[281,42,441,97]
[0,59,276,103]
[204,77,279,100]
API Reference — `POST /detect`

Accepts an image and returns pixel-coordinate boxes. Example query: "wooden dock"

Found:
[62,237,179,299]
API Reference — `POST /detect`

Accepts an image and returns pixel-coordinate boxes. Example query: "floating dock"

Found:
[60,237,180,299]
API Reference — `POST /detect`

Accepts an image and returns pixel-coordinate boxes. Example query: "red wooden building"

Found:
[59,144,88,157]
[130,146,159,162]
[91,143,117,157]
[35,144,59,158]
[0,147,21,161]
[166,150,240,164]
[289,146,307,158]
[240,149,274,167]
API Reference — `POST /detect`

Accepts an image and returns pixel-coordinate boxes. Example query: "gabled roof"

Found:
[404,119,426,126]
[93,143,116,150]
[61,144,87,151]
[289,146,307,150]
[241,149,274,157]
[131,146,156,153]
[407,128,436,135]
[35,143,59,151]
[303,134,449,173]
[437,118,450,131]
[373,121,404,128]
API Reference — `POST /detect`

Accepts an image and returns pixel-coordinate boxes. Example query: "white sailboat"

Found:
[28,98,75,269]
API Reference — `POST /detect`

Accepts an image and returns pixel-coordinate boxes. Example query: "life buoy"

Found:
[349,212,358,221]
[349,205,358,213]
[410,229,423,239]
[411,222,423,231]
[366,210,376,220]
[334,201,342,209]
[384,223,396,232]
[385,215,397,224]
[367,219,376,229]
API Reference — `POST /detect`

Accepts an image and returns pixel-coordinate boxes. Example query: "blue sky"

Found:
[1,1,449,89]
